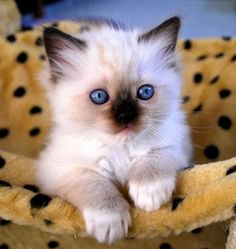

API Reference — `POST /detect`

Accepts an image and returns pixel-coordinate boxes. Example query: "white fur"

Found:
[37,22,192,243]
[83,208,131,243]
[129,174,176,212]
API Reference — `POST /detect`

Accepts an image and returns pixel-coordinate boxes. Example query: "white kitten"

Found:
[37,17,192,243]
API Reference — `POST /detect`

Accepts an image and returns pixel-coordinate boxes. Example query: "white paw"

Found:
[129,177,175,212]
[83,208,131,243]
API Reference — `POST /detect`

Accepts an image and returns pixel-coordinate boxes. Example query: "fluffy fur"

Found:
[37,17,192,243]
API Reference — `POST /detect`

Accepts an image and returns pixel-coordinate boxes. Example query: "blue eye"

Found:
[137,84,154,100]
[90,89,109,105]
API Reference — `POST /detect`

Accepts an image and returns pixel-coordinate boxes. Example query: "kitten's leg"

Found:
[128,148,188,212]
[60,169,131,243]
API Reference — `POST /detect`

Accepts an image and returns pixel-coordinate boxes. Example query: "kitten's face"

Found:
[43,17,181,139]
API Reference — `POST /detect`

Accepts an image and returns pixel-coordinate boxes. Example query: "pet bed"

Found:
[0,20,236,249]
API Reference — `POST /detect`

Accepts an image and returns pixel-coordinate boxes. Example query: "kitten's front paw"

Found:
[83,207,131,243]
[129,177,175,212]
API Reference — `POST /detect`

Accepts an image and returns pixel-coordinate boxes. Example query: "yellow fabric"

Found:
[0,20,236,248]
[0,0,21,36]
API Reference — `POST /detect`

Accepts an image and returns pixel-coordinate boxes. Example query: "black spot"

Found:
[80,26,90,33]
[0,244,9,249]
[35,37,43,46]
[182,96,190,104]
[209,75,219,84]
[44,219,53,226]
[218,116,232,130]
[0,156,6,168]
[204,145,219,160]
[16,52,28,63]
[13,86,26,97]
[0,218,11,226]
[234,205,236,213]
[0,180,11,187]
[160,242,172,249]
[6,34,16,42]
[183,40,192,50]
[39,54,46,61]
[215,52,224,58]
[222,36,231,41]
[193,104,202,113]
[0,129,9,139]
[48,240,59,248]
[226,165,236,176]
[23,184,39,193]
[171,197,184,211]
[21,25,33,31]
[191,227,203,234]
[219,89,231,98]
[231,55,236,62]
[30,106,42,114]
[29,128,41,137]
[30,194,52,209]
[193,73,203,84]
[51,22,58,27]
[197,55,208,61]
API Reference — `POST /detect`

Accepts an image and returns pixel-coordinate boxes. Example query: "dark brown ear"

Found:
[43,27,86,73]
[138,16,181,54]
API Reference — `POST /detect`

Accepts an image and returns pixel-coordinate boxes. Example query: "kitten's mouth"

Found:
[118,125,133,134]
[113,123,141,136]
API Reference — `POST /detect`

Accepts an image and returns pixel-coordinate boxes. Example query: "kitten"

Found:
[37,16,192,243]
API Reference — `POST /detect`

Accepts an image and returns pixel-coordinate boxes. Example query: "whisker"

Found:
[143,119,205,150]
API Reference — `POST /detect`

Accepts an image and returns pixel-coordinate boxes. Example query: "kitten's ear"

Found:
[43,27,86,80]
[138,16,180,53]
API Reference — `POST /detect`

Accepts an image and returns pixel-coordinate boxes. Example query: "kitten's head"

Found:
[43,17,181,141]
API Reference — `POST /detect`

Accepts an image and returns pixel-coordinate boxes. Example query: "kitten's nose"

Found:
[116,101,138,125]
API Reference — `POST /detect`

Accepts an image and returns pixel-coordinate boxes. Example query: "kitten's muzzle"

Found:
[115,101,139,125]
